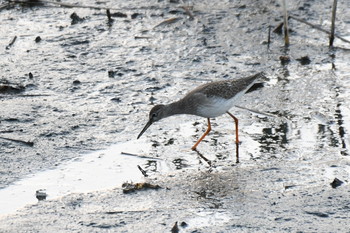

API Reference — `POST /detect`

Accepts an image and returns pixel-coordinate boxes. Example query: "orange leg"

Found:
[191,118,211,150]
[227,111,239,163]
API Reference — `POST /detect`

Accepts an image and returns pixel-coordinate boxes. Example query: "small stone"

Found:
[111,12,127,18]
[73,80,81,85]
[70,12,85,25]
[296,56,311,65]
[131,13,141,19]
[36,189,47,201]
[35,36,41,43]
[180,221,188,227]
[330,178,343,188]
[279,55,290,65]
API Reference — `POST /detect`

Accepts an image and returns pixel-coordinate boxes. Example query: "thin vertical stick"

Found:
[106,9,112,21]
[267,26,271,49]
[329,0,337,47]
[282,0,289,46]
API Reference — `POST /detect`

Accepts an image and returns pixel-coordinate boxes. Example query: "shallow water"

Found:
[0,141,156,215]
[0,0,350,231]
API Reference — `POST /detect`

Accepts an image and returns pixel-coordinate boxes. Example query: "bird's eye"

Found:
[152,113,157,118]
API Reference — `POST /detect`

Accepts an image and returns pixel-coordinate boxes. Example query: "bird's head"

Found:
[137,104,166,139]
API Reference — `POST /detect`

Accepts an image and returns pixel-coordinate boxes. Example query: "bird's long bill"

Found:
[137,120,153,139]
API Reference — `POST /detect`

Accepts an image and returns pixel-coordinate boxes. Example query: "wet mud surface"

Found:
[1,0,350,232]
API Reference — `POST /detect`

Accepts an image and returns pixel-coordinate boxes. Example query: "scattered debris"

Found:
[72,80,81,85]
[36,189,47,201]
[35,36,41,43]
[171,221,179,233]
[108,70,122,78]
[131,13,141,19]
[296,56,311,65]
[122,182,161,194]
[330,178,343,188]
[5,36,17,50]
[70,12,85,25]
[284,185,297,190]
[234,105,278,118]
[267,25,271,48]
[289,15,350,44]
[165,138,175,146]
[134,36,151,40]
[110,12,127,18]
[137,165,148,177]
[180,6,194,20]
[0,84,25,94]
[279,55,290,65]
[305,211,329,218]
[8,0,123,11]
[0,94,51,98]
[180,221,188,228]
[121,151,161,160]
[0,136,34,147]
[0,2,14,11]
[153,17,182,29]
[110,97,121,103]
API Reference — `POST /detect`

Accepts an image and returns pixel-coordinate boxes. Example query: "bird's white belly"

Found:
[197,97,236,118]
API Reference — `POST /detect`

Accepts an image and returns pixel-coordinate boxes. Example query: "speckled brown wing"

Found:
[188,72,263,100]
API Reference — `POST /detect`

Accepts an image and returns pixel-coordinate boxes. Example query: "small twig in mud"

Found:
[9,0,114,10]
[137,165,148,177]
[289,15,350,44]
[267,26,271,48]
[121,151,161,160]
[153,17,182,29]
[0,136,34,147]
[6,36,17,50]
[281,0,289,46]
[329,0,337,47]
[235,105,278,118]
[0,94,51,98]
[134,36,152,40]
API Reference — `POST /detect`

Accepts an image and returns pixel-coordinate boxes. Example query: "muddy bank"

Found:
[0,160,349,232]
[0,0,350,232]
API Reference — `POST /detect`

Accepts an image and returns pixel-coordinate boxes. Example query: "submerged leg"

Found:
[191,118,211,150]
[227,111,239,163]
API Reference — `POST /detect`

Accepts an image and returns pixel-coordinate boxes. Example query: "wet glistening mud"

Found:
[0,0,349,232]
